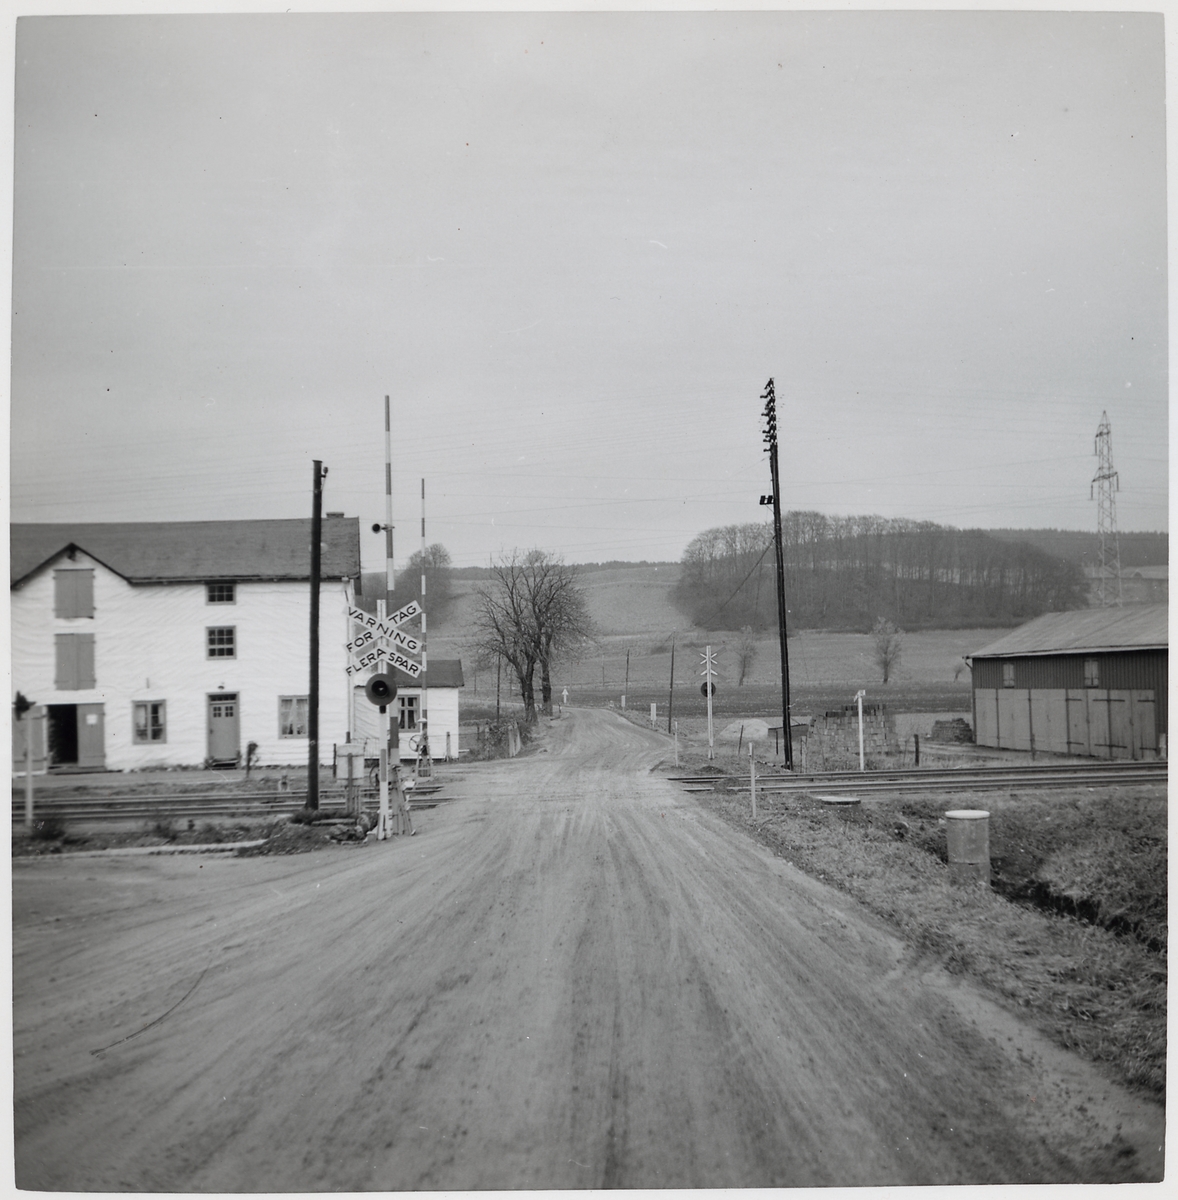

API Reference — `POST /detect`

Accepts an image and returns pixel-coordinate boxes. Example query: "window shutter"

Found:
[77,634,96,688]
[54,570,94,618]
[76,570,94,617]
[55,634,77,689]
[54,634,95,690]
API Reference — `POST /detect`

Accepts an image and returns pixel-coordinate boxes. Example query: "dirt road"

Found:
[12,708,1164,1189]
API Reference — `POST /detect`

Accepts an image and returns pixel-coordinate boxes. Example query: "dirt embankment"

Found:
[12,709,1164,1189]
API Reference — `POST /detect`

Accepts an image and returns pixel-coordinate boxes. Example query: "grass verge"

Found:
[698,779,1166,1101]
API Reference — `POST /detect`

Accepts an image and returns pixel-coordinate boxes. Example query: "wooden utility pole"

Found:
[417,479,430,777]
[761,379,794,769]
[384,395,395,594]
[308,460,326,809]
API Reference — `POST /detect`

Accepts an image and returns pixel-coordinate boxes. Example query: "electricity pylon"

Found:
[1090,410,1122,608]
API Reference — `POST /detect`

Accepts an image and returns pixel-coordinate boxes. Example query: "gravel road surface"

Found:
[13,708,1164,1189]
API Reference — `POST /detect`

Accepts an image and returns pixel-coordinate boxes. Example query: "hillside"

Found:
[984,528,1168,569]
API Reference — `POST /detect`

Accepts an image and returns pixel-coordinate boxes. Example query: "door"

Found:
[207,693,240,762]
[76,703,105,769]
[47,704,79,765]
[12,707,47,774]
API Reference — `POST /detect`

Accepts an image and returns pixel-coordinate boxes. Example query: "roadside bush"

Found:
[149,814,176,840]
[30,815,66,841]
[470,719,531,760]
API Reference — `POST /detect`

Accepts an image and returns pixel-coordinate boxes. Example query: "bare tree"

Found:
[393,542,455,622]
[872,617,903,684]
[472,550,592,723]
[736,626,758,686]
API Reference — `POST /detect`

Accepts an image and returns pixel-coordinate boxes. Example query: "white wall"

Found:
[349,683,460,761]
[11,552,354,769]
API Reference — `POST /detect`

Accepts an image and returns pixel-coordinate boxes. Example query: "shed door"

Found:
[76,703,105,770]
[208,693,240,762]
[1131,692,1157,755]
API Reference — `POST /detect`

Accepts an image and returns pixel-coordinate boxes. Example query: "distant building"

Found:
[967,604,1167,760]
[1082,564,1167,606]
[346,585,464,761]
[348,658,465,764]
[11,519,360,771]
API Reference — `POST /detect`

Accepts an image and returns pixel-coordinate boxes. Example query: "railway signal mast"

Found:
[1091,410,1123,608]
[700,646,718,760]
[760,379,794,769]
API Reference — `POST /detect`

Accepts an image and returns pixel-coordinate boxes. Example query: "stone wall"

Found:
[807,704,900,770]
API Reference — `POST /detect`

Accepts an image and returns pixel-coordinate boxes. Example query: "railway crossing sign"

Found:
[347,601,424,678]
[346,625,422,657]
[348,601,422,638]
[345,645,423,678]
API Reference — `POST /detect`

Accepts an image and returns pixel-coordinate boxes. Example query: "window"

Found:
[1084,658,1100,688]
[279,696,308,738]
[1002,662,1015,688]
[399,694,419,731]
[133,701,167,743]
[55,633,96,689]
[207,582,236,604]
[55,569,94,618]
[207,626,236,658]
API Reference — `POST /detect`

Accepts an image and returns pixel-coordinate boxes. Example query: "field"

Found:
[427,564,1003,738]
[453,621,988,727]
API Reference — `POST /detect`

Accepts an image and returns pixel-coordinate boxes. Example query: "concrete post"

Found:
[945,809,990,887]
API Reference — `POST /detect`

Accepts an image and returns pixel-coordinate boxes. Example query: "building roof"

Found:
[969,604,1168,660]
[389,659,465,688]
[10,519,361,587]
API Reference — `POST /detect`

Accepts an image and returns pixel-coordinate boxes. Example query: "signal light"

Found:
[365,674,397,708]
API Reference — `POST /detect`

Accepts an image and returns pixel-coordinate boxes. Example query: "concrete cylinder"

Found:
[945,809,990,887]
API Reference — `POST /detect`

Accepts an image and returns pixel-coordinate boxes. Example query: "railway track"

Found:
[10,785,446,825]
[670,759,1167,797]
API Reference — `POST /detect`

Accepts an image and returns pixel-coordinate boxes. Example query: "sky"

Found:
[6,5,1170,571]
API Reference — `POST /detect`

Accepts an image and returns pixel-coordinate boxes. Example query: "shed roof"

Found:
[10,519,361,587]
[388,660,465,689]
[969,604,1168,660]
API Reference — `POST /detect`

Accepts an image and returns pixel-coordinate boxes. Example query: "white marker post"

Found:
[749,741,756,819]
[855,689,866,772]
[673,719,679,768]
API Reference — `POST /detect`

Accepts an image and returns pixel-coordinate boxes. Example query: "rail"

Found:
[671,758,1166,796]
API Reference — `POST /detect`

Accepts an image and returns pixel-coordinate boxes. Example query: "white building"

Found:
[348,659,465,763]
[10,519,361,771]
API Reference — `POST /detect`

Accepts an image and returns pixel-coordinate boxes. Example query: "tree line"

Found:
[672,514,1089,632]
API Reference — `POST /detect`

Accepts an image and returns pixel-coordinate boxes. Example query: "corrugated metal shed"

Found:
[10,519,361,587]
[969,604,1167,660]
